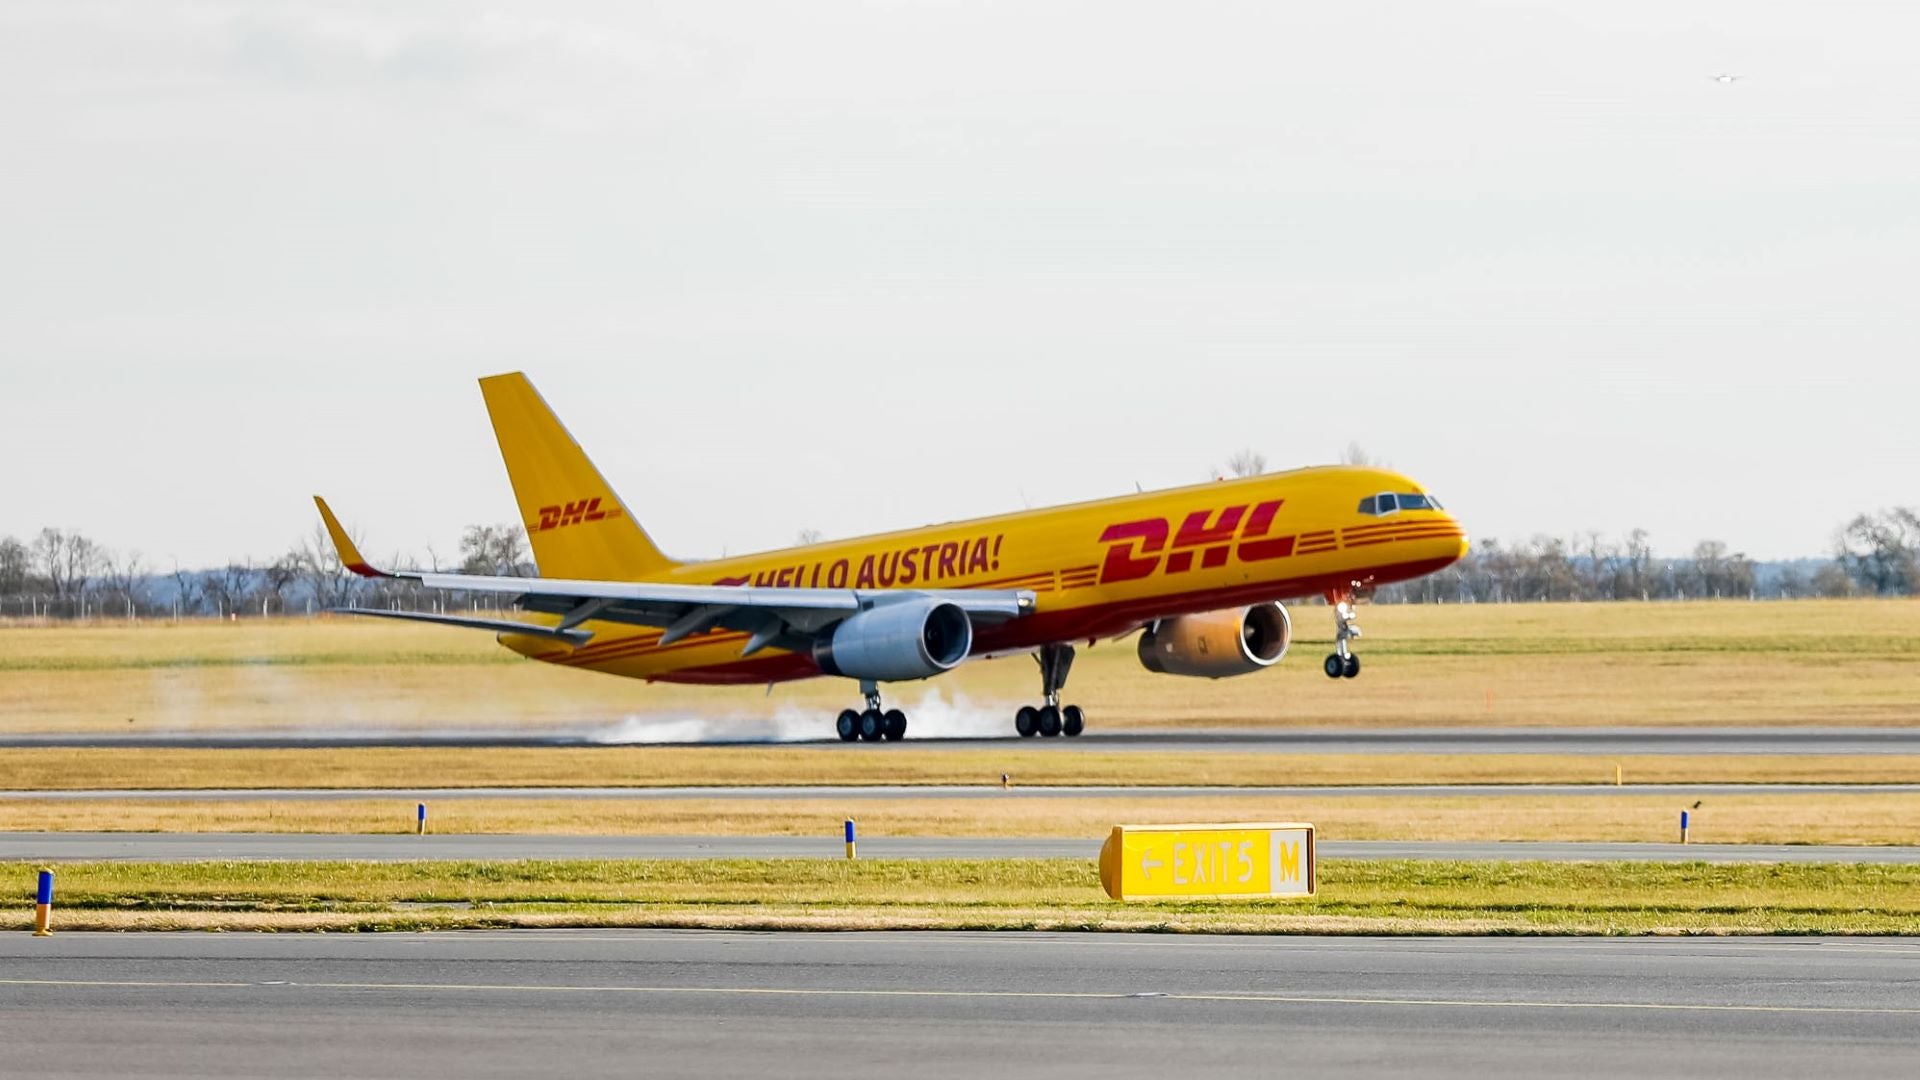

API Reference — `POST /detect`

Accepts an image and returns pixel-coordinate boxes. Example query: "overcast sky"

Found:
[4,1,1916,568]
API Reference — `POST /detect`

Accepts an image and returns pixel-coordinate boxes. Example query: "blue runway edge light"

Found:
[34,869,54,936]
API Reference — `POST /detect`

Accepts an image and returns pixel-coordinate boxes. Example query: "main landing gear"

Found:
[1322,586,1363,679]
[836,679,907,742]
[1015,643,1086,738]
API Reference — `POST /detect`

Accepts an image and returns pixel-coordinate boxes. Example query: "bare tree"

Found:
[1836,508,1920,596]
[170,563,206,616]
[1218,449,1268,479]
[33,528,100,601]
[1574,530,1616,599]
[99,549,148,616]
[291,522,360,609]
[1812,562,1858,598]
[795,528,825,547]
[1620,529,1655,601]
[200,561,256,617]
[1340,442,1382,467]
[1687,539,1730,599]
[261,554,303,614]
[0,536,30,596]
[460,523,532,576]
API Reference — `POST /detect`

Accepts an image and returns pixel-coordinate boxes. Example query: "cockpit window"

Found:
[1360,492,1444,516]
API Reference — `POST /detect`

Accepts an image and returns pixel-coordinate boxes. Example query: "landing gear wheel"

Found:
[882,709,907,741]
[1038,705,1063,737]
[836,709,860,742]
[1061,705,1085,737]
[1015,706,1039,738]
[858,709,884,741]
[1325,585,1365,681]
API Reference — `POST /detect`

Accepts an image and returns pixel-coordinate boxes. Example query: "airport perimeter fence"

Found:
[0,592,515,625]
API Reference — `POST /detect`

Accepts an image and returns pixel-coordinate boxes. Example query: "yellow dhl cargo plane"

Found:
[317,373,1467,742]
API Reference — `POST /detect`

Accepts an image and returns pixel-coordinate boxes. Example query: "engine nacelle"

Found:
[1137,603,1292,679]
[813,598,974,681]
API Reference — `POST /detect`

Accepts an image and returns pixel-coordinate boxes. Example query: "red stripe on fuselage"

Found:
[629,553,1461,686]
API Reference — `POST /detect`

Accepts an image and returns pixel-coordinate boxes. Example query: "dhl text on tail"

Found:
[316,372,1468,741]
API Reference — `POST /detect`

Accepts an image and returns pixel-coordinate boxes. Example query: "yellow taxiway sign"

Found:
[1098,822,1316,901]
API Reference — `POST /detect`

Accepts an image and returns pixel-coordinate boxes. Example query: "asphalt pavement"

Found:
[6,832,1919,863]
[6,725,1919,753]
[4,930,1918,1079]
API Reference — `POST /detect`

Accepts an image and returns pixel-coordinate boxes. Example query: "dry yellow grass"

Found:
[2,598,1918,734]
[7,792,1920,844]
[13,859,1920,935]
[5,748,1920,790]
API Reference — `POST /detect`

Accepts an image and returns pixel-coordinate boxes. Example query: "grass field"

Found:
[2,599,1918,734]
[9,858,1919,934]
[7,792,1919,844]
[6,747,1920,791]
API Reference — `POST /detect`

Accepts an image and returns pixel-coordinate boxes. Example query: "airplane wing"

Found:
[313,497,1034,653]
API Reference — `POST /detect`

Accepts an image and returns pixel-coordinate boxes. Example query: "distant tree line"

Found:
[1376,508,1919,603]
[0,521,532,620]
[0,507,1913,621]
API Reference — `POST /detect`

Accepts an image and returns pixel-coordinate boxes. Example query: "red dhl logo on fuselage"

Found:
[530,497,623,533]
[1098,500,1294,583]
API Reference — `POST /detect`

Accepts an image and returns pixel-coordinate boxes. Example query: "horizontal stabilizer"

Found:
[326,608,592,646]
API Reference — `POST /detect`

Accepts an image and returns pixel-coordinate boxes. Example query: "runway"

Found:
[5,931,1919,1079]
[7,832,1919,864]
[6,725,1919,753]
[5,781,1917,800]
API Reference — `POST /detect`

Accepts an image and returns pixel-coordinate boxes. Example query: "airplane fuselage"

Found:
[507,465,1467,684]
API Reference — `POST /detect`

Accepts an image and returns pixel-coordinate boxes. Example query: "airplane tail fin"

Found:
[478,372,677,580]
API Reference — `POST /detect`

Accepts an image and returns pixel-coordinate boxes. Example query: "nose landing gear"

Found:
[1323,586,1363,679]
[1015,643,1085,737]
[837,680,908,742]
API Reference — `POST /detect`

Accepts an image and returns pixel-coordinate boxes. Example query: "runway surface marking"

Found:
[494,931,1920,956]
[7,976,1918,1016]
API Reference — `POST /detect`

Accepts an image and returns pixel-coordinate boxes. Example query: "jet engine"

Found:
[1136,603,1292,678]
[812,598,974,681]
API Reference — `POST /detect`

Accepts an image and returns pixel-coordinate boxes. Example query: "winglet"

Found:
[312,496,387,578]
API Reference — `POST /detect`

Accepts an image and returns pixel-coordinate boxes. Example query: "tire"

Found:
[1015,706,1039,738]
[1061,705,1084,737]
[859,709,884,741]
[836,709,861,741]
[882,709,907,741]
[1323,654,1345,679]
[1343,654,1361,679]
[1038,705,1062,737]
